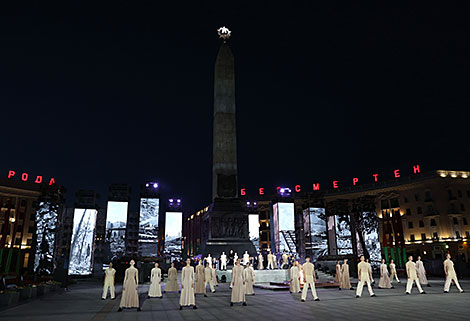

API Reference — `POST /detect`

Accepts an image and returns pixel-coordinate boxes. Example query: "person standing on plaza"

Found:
[282,251,289,269]
[179,258,197,310]
[220,252,227,270]
[365,258,374,286]
[389,259,400,283]
[195,260,206,297]
[211,264,218,288]
[243,251,250,266]
[290,261,301,293]
[165,262,179,293]
[378,259,393,289]
[301,256,320,302]
[258,252,264,270]
[245,262,255,295]
[443,253,464,293]
[405,256,425,295]
[204,262,215,293]
[335,261,342,289]
[148,262,163,298]
[102,262,116,300]
[118,260,141,312]
[340,259,353,290]
[231,258,247,306]
[416,256,429,287]
[356,256,375,298]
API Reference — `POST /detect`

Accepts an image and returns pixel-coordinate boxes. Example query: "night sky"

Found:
[1,2,469,214]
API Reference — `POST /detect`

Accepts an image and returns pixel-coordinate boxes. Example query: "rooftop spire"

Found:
[217,26,231,42]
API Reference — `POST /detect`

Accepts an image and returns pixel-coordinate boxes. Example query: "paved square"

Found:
[1,278,469,321]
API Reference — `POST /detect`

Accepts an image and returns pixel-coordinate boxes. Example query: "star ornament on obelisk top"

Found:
[217,26,231,42]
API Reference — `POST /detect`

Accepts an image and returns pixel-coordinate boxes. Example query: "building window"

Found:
[456,231,461,238]
[23,253,29,268]
[381,200,389,209]
[421,233,426,241]
[390,198,399,208]
[430,219,437,227]
[406,208,412,216]
[414,194,420,201]
[433,232,439,239]
[419,220,424,228]
[17,225,23,232]
[417,207,422,214]
[410,234,415,242]
[408,221,414,229]
[425,191,432,201]
[448,190,455,200]
[427,205,434,213]
[450,203,457,213]
[27,238,33,245]
[404,196,409,203]
[20,199,27,207]
[453,217,459,225]
[463,218,468,225]
[461,203,466,211]
[15,238,21,245]
[28,226,34,234]
[458,190,463,198]
[466,231,470,238]
[467,191,470,198]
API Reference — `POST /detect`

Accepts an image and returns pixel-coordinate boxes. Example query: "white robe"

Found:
[165,267,179,292]
[244,267,255,295]
[290,266,300,293]
[243,253,250,265]
[148,267,162,297]
[416,260,428,285]
[102,268,115,299]
[221,254,227,270]
[258,254,264,270]
[120,266,139,308]
[378,263,392,288]
[179,266,195,306]
[211,267,218,286]
[231,265,246,303]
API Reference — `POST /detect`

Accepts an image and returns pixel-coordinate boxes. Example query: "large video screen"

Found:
[139,198,159,257]
[273,202,296,254]
[248,214,260,251]
[164,211,182,259]
[105,201,128,260]
[362,211,381,267]
[303,208,327,261]
[34,202,59,274]
[69,209,98,275]
[335,215,353,255]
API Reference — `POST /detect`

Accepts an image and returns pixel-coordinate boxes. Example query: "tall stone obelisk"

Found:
[200,27,256,257]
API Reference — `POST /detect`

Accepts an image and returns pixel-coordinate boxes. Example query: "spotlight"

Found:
[153,183,158,188]
[246,201,250,205]
[169,199,174,203]
[146,183,149,187]
[177,199,181,203]
[253,202,257,206]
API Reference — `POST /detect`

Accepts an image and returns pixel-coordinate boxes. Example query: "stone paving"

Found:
[1,278,469,321]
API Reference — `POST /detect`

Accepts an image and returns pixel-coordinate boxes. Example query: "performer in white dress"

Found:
[118,260,141,311]
[389,260,400,283]
[416,256,429,287]
[301,256,319,301]
[195,260,206,297]
[340,259,352,290]
[148,262,163,298]
[102,262,116,300]
[366,259,374,285]
[220,252,227,271]
[165,262,179,293]
[211,265,218,287]
[444,253,464,293]
[281,252,289,269]
[205,254,213,268]
[405,256,425,295]
[258,253,264,270]
[378,259,393,289]
[244,262,255,295]
[179,258,197,310]
[243,251,250,266]
[335,261,342,289]
[233,253,239,265]
[204,263,215,293]
[356,256,375,298]
[290,261,301,293]
[230,259,247,306]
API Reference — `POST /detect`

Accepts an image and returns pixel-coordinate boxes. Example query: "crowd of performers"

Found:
[100,252,464,312]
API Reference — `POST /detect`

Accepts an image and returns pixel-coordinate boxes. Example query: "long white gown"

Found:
[165,267,179,292]
[290,266,300,293]
[244,266,255,295]
[378,263,392,288]
[120,266,139,308]
[231,265,246,303]
[416,260,428,285]
[179,266,195,306]
[258,254,264,270]
[148,267,162,297]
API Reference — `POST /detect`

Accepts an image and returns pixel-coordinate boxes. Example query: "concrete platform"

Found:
[217,269,289,283]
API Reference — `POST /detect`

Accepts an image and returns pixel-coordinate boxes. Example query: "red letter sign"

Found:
[259,187,264,195]
[413,164,420,174]
[353,177,358,185]
[373,173,378,182]
[49,178,56,186]
[313,183,320,191]
[8,170,15,178]
[394,169,400,178]
[35,176,43,183]
[295,185,301,192]
[333,181,338,188]
[21,173,28,181]
[240,188,246,196]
